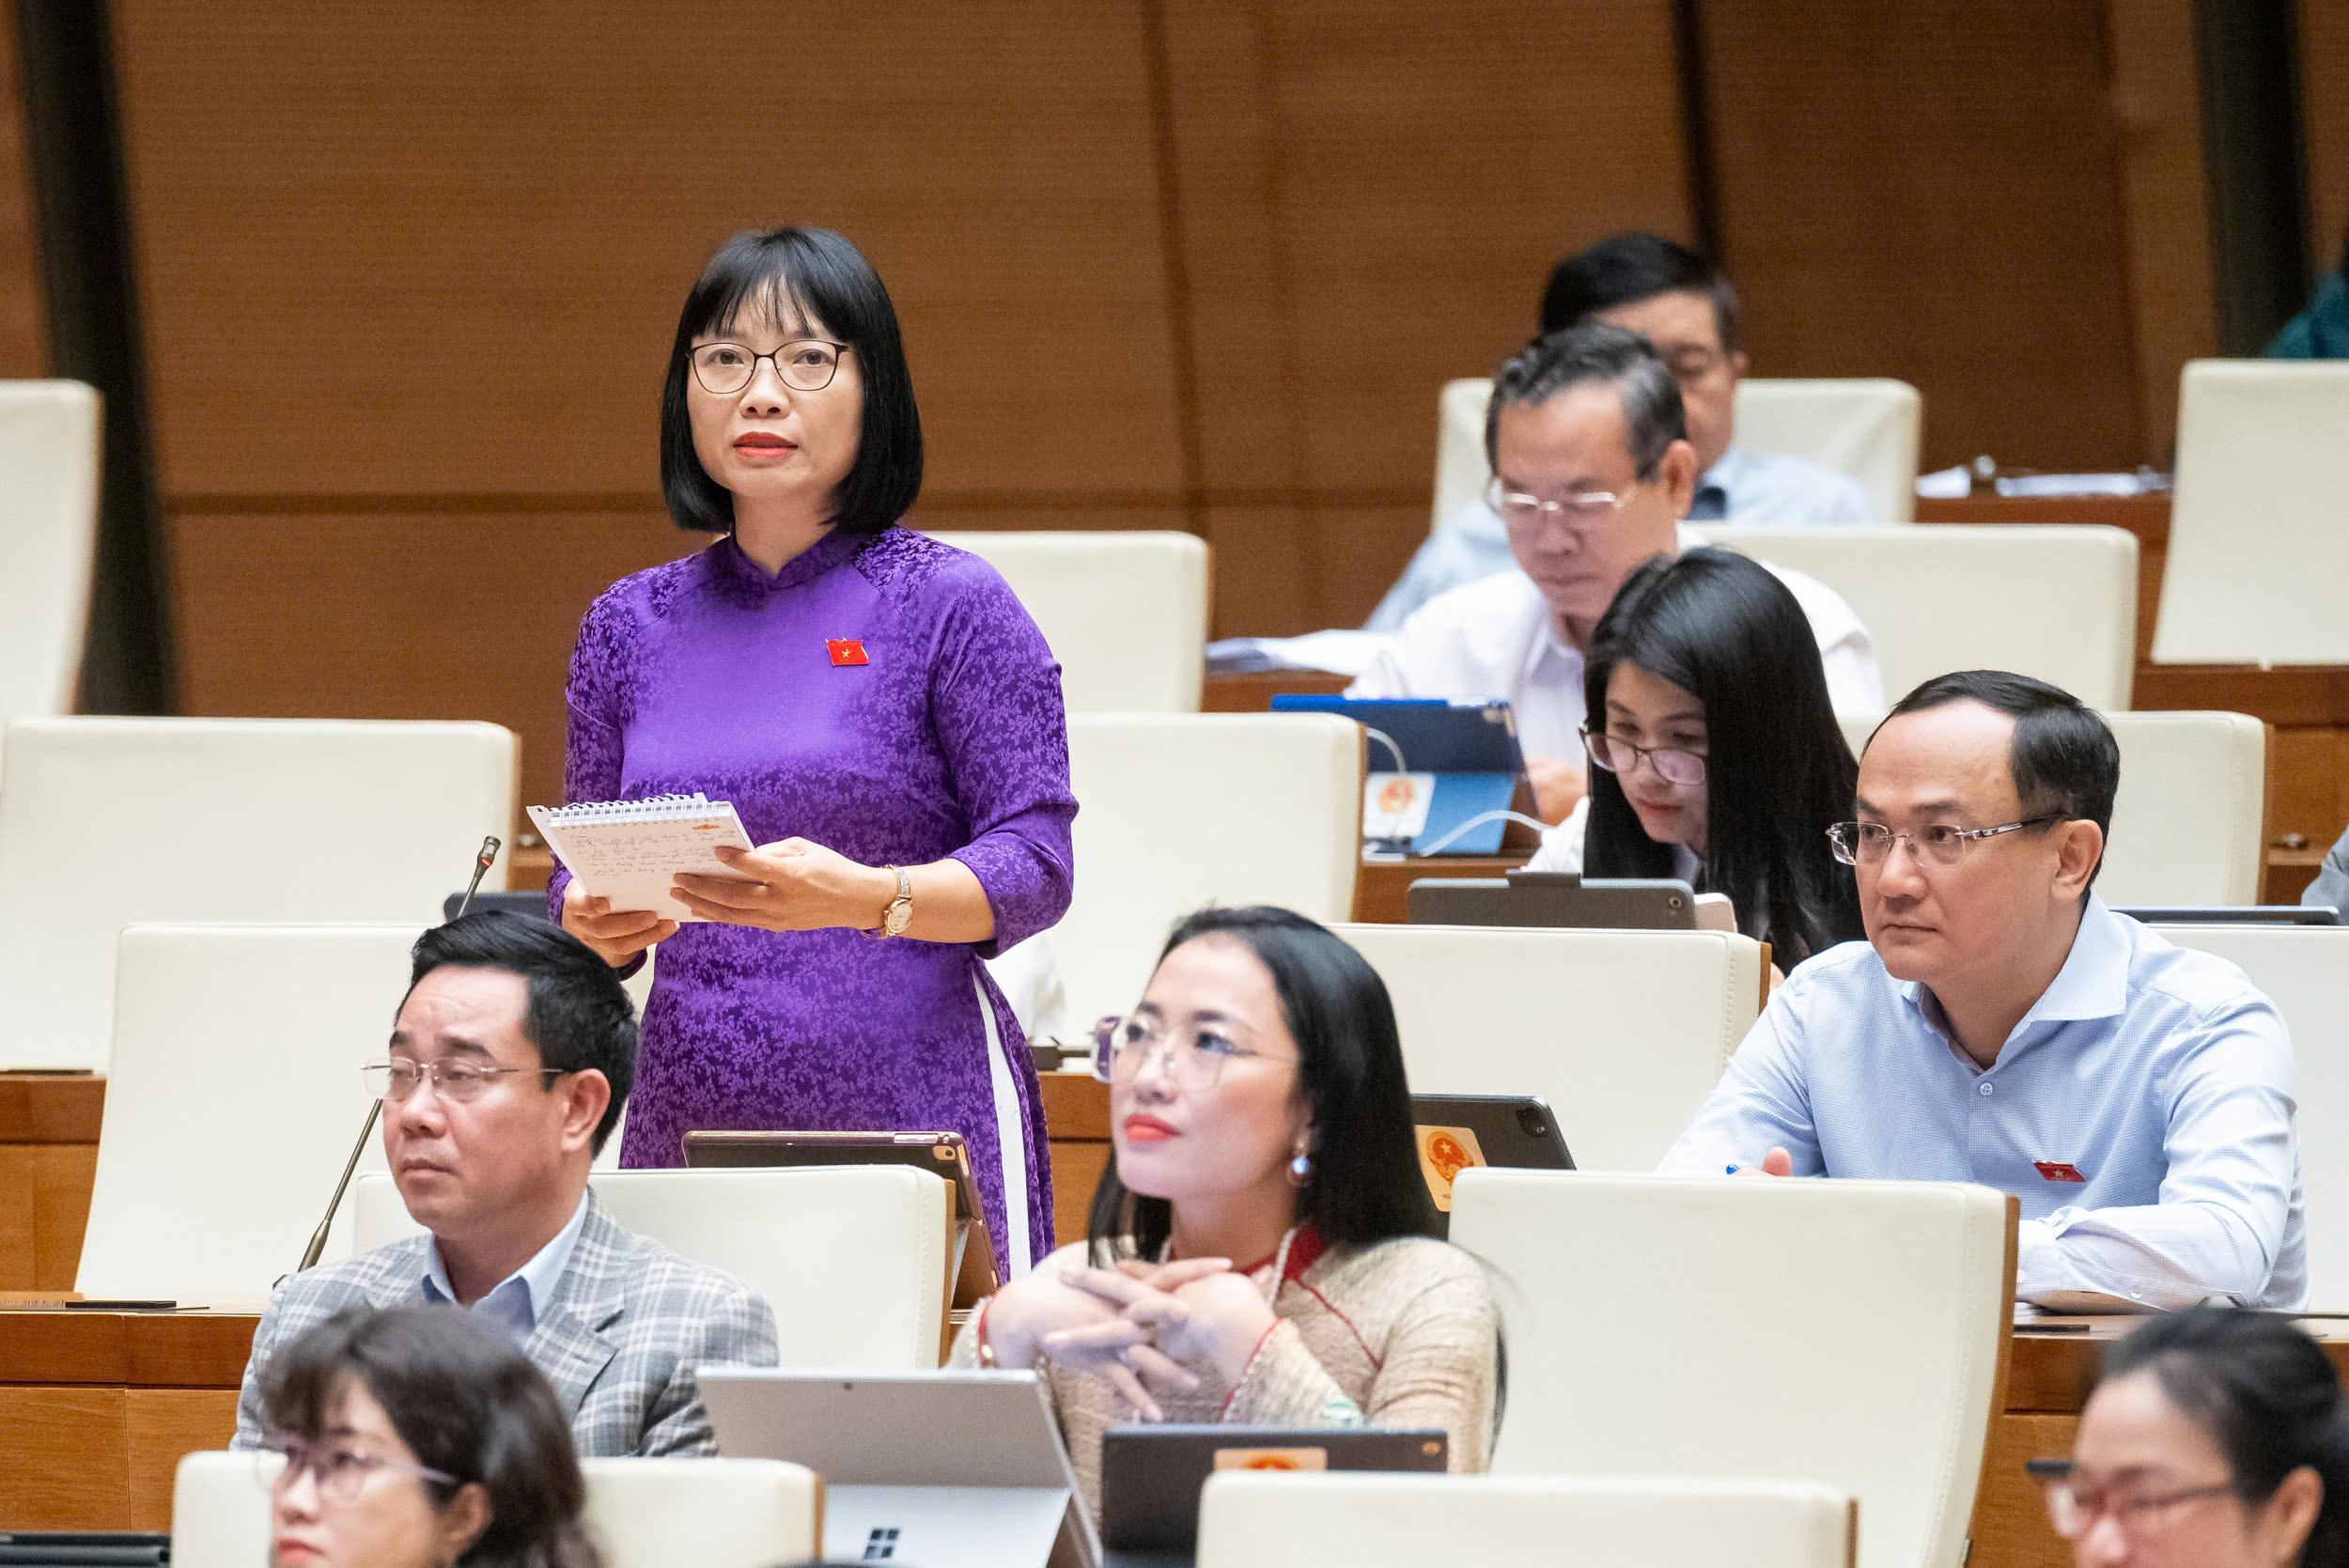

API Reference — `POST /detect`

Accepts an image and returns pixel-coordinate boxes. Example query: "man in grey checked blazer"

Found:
[233,913,777,1456]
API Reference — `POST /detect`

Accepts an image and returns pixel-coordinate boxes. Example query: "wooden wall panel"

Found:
[111,2,1183,503]
[2107,0,2217,462]
[1703,1,2148,472]
[2305,0,2349,281]
[0,1,41,379]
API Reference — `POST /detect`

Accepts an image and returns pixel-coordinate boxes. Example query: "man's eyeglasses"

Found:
[363,1059,568,1104]
[1090,1014,1290,1093]
[2025,1458,2236,1541]
[257,1436,457,1505]
[1486,476,1638,532]
[1581,726,1706,787]
[1827,816,2061,869]
[690,339,850,396]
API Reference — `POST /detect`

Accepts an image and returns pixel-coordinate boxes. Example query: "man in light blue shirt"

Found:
[1662,670,2305,1310]
[1369,234,1869,631]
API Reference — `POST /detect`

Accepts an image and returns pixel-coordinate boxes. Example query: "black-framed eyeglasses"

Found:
[1579,725,1706,787]
[2024,1458,2237,1541]
[363,1060,568,1104]
[1827,816,2061,869]
[690,339,851,395]
[257,1436,458,1505]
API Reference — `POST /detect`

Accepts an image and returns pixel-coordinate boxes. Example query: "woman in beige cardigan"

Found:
[952,906,1501,1514]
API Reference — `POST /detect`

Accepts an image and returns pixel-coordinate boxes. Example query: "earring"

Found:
[1287,1152,1314,1186]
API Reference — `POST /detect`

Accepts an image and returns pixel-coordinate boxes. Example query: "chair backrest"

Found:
[1198,1471,1853,1568]
[172,1451,277,1568]
[927,531,1207,712]
[1043,713,1362,1039]
[2099,713,2266,905]
[1433,375,1921,529]
[581,1456,821,1568]
[353,1166,946,1367]
[2150,924,2349,1306]
[1690,524,2138,711]
[1451,1169,2010,1568]
[75,924,421,1303]
[1837,710,2264,906]
[1329,924,1764,1171]
[1735,378,1922,523]
[2157,361,2349,664]
[0,717,516,1071]
[0,381,101,759]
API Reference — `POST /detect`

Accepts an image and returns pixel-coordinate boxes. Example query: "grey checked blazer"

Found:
[231,1193,778,1456]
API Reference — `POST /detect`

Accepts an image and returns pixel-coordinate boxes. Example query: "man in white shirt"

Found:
[1349,324,1880,819]
[1367,234,1872,631]
[1662,671,2304,1310]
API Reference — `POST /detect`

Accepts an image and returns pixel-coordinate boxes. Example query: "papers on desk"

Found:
[1915,467,2173,500]
[1206,629,1392,676]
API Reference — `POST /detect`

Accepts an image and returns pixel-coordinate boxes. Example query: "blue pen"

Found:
[1725,1163,1740,1174]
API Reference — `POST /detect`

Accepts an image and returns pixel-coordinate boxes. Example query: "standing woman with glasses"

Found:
[259,1304,599,1568]
[1524,547,1863,968]
[2030,1307,2348,1568]
[950,907,1501,1518]
[553,228,1076,1272]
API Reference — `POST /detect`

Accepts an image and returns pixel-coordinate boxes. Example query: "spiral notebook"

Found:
[526,794,755,922]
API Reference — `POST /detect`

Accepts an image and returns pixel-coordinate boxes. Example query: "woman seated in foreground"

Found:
[2038,1307,2348,1568]
[261,1304,599,1568]
[953,905,1500,1513]
[1526,547,1864,969]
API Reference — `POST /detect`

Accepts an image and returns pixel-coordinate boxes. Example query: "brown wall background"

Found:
[0,0,2308,813]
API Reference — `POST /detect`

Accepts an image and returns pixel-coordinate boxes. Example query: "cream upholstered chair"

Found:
[2098,712,2266,906]
[173,1451,277,1568]
[1035,713,1361,1042]
[582,1457,822,1568]
[1452,1169,2011,1568]
[1735,378,1921,523]
[1433,375,1920,528]
[0,381,101,764]
[0,717,515,1072]
[1330,924,1764,1171]
[1837,709,2265,906]
[1691,524,2138,710]
[74,924,420,1305]
[926,531,1206,712]
[2156,361,2349,665]
[1198,1472,1853,1568]
[354,1166,947,1367]
[2151,924,2349,1306]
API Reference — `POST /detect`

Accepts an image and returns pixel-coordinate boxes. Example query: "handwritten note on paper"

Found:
[526,800,757,922]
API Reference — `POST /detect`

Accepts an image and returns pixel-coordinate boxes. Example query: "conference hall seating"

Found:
[0,381,101,773]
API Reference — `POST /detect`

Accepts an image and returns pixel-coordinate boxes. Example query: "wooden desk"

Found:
[0,1074,103,1292]
[0,1308,254,1529]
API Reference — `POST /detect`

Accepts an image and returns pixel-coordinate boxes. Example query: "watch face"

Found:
[884,898,913,937]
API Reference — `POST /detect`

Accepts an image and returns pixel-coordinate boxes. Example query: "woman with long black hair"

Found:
[1525,547,1863,967]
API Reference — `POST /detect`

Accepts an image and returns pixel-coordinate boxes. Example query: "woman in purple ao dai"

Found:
[554,227,1076,1272]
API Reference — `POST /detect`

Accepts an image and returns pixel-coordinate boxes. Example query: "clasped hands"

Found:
[562,838,894,966]
[984,1257,1282,1421]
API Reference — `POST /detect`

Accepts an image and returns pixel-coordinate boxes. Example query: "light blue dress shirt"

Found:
[1661,898,2306,1310]
[2304,823,2349,914]
[1364,445,1873,630]
[421,1191,592,1343]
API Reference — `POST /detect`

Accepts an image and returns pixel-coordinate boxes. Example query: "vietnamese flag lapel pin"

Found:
[826,639,869,666]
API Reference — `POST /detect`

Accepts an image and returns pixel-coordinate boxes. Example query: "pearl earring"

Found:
[1288,1152,1314,1186]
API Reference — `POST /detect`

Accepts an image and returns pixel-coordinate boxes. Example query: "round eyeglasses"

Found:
[1580,725,1706,787]
[1090,1014,1291,1093]
[690,339,850,396]
[1827,816,2061,869]
[363,1059,568,1104]
[257,1437,457,1505]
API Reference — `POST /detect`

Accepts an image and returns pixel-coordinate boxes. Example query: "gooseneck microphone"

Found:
[294,835,502,1274]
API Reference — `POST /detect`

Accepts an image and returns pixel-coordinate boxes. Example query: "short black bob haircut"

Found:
[659,226,923,536]
[401,911,639,1156]
[1582,549,1864,966]
[2099,1308,2349,1568]
[1871,669,2121,888]
[1087,906,1439,1265]
[1539,231,1742,355]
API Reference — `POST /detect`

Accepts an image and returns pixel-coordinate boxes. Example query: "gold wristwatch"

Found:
[876,864,913,939]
